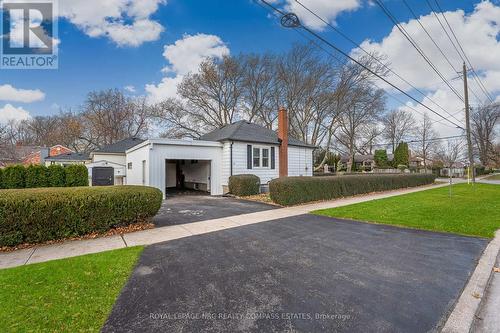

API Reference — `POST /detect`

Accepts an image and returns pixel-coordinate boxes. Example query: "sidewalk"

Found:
[0,182,449,270]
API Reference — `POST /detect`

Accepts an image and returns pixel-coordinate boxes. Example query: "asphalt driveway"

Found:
[104,215,487,333]
[153,193,278,227]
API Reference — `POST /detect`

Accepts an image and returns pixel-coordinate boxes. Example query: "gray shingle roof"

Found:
[94,137,145,154]
[199,120,315,148]
[45,152,90,161]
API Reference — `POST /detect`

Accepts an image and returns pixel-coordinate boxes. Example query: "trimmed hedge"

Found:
[25,165,48,188]
[228,174,261,196]
[47,164,66,187]
[0,186,163,247]
[2,165,26,189]
[65,164,89,187]
[269,174,436,206]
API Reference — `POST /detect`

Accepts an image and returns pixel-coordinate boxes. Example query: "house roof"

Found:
[198,120,316,148]
[45,152,90,161]
[94,137,145,154]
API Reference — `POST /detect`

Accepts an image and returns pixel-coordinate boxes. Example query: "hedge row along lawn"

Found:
[313,183,500,238]
[0,247,143,333]
[0,186,162,247]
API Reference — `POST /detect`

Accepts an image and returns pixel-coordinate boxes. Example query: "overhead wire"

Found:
[292,0,464,129]
[257,0,465,130]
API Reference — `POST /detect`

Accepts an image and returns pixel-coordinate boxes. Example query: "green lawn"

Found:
[313,183,500,238]
[0,246,143,333]
[484,174,500,181]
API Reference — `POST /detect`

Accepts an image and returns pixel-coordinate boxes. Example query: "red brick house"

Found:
[22,145,73,165]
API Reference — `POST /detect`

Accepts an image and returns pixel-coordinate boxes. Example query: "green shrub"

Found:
[228,174,260,196]
[25,164,48,188]
[269,174,437,206]
[393,142,409,167]
[0,168,3,189]
[65,164,88,187]
[47,164,66,187]
[2,165,26,189]
[397,164,408,171]
[374,150,389,168]
[0,186,163,247]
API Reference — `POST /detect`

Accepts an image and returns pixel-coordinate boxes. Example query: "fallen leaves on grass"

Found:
[0,222,154,253]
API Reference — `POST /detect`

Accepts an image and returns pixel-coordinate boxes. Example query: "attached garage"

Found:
[125,139,223,198]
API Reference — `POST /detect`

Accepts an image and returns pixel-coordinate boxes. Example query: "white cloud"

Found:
[124,85,136,93]
[399,89,465,137]
[162,33,230,75]
[0,84,45,103]
[59,0,166,47]
[0,104,31,123]
[352,1,500,100]
[145,33,230,104]
[281,0,362,30]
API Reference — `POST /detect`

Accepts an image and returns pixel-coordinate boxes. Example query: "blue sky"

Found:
[0,0,498,136]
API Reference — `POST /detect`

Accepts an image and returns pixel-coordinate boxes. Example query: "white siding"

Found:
[91,153,125,165]
[223,142,279,185]
[125,144,150,186]
[128,140,223,198]
[288,146,313,177]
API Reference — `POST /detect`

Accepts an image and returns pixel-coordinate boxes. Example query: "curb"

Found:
[441,230,500,333]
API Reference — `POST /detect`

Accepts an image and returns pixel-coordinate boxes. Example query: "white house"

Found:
[88,137,145,186]
[125,108,316,198]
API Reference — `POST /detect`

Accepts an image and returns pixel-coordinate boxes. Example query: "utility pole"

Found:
[463,62,475,183]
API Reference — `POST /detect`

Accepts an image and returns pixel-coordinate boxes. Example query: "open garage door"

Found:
[165,159,211,195]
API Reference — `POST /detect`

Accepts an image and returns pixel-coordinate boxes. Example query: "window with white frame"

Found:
[252,146,270,168]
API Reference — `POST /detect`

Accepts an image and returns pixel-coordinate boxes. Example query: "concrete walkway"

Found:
[0,182,457,270]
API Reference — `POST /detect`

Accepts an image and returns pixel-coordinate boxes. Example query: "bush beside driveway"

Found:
[0,186,162,247]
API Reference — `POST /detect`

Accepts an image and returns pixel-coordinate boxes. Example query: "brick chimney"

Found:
[278,107,288,177]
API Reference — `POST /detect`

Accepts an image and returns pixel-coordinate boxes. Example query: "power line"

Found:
[400,0,484,104]
[373,0,465,108]
[371,134,466,147]
[257,0,465,130]
[427,0,494,103]
[433,0,494,102]
[292,0,464,129]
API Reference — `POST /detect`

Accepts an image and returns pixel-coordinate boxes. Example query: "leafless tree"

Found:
[80,89,153,149]
[382,109,416,153]
[413,113,438,169]
[435,139,466,196]
[334,83,386,172]
[240,53,279,128]
[471,103,500,167]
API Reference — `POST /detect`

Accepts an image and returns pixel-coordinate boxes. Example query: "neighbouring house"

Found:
[340,154,394,171]
[440,162,466,178]
[0,143,72,167]
[88,137,145,186]
[44,152,91,167]
[125,108,316,198]
[23,144,73,165]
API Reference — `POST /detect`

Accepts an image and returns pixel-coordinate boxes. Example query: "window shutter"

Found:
[270,147,275,169]
[247,145,252,169]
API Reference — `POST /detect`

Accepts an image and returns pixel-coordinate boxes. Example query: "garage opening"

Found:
[165,159,211,196]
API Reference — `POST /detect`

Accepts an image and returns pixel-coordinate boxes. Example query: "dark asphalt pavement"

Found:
[152,194,278,227]
[104,215,487,333]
